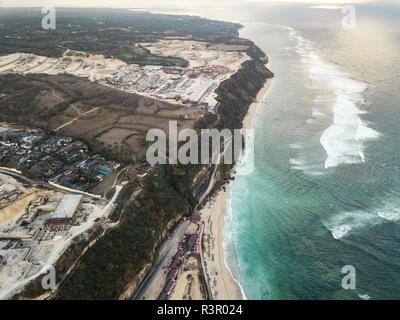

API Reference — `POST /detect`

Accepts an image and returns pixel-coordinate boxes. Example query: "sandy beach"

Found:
[200,186,242,299]
[131,79,271,301]
[200,78,271,300]
[243,79,271,139]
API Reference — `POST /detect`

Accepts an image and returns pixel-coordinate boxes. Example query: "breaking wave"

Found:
[324,198,400,239]
[283,26,379,173]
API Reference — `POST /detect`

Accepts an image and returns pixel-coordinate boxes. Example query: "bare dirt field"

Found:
[55,107,201,151]
[0,174,55,226]
[0,73,203,156]
[0,193,36,225]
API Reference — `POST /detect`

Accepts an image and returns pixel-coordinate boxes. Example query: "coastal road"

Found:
[132,137,230,299]
[132,220,189,300]
[195,151,222,211]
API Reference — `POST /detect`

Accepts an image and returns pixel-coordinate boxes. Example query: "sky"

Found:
[0,0,380,8]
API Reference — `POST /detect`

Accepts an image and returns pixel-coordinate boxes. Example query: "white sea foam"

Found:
[289,157,324,176]
[221,123,259,300]
[223,184,248,300]
[323,209,382,240]
[220,73,273,299]
[359,293,371,300]
[283,26,379,172]
[355,119,380,141]
[324,198,400,239]
[377,209,400,221]
[331,225,352,240]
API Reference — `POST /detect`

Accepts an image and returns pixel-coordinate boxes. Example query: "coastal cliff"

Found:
[11,38,273,300]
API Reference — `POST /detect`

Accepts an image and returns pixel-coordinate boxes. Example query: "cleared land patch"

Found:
[0,73,202,160]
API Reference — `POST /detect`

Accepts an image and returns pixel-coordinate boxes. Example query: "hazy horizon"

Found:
[0,0,382,9]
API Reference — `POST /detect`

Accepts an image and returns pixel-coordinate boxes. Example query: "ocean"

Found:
[141,1,400,299]
[225,3,400,300]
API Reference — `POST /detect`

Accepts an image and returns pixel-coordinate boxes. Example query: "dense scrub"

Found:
[0,8,240,66]
[52,43,273,299]
[217,59,273,130]
[1,8,273,299]
[55,165,194,299]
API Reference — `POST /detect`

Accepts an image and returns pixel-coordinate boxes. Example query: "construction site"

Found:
[0,172,124,299]
[0,39,250,112]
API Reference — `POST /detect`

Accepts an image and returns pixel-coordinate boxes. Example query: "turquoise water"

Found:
[141,1,400,300]
[225,4,400,300]
[96,168,110,175]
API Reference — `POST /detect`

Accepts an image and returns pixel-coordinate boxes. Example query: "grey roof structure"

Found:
[51,194,82,219]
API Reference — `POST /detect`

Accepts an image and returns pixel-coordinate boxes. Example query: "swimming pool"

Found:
[96,168,110,175]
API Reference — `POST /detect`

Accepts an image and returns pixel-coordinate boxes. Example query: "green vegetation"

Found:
[0,73,142,164]
[0,8,274,299]
[217,59,273,130]
[55,165,195,299]
[52,43,273,300]
[116,45,188,67]
[13,45,272,300]
[0,8,240,66]
[0,73,137,125]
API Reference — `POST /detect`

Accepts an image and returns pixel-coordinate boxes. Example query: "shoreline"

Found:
[200,78,271,300]
[243,78,271,139]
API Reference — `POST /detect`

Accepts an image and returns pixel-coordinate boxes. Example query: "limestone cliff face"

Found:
[216,58,274,131]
